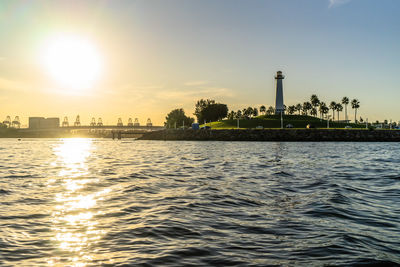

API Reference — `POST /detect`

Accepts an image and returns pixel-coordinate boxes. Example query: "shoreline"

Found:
[138,129,400,142]
[2,128,400,142]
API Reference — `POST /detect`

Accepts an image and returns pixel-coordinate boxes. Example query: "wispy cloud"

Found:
[329,0,351,8]
[0,77,31,92]
[184,80,209,87]
[113,83,235,109]
[156,87,235,101]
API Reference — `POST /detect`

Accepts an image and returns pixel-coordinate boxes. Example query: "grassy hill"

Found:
[203,115,365,129]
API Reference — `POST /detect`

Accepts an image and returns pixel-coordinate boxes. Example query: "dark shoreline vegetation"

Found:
[139,128,400,142]
[203,114,365,129]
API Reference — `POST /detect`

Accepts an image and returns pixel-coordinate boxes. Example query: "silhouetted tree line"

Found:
[165,99,228,127]
[164,95,361,127]
[284,95,360,123]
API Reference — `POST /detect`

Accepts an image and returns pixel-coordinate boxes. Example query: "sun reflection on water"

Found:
[53,138,92,177]
[47,139,110,266]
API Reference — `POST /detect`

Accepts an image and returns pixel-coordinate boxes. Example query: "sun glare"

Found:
[41,34,102,90]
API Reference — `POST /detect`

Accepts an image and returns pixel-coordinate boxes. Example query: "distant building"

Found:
[275,71,285,115]
[29,117,60,129]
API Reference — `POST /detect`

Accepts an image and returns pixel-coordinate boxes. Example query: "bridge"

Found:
[17,125,164,133]
[15,126,164,139]
[58,125,164,130]
[2,115,165,131]
[2,115,165,138]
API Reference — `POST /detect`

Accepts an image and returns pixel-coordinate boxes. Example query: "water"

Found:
[0,139,399,266]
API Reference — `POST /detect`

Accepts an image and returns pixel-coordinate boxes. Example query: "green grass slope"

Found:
[204,115,365,129]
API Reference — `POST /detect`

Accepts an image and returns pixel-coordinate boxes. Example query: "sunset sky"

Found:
[0,0,399,126]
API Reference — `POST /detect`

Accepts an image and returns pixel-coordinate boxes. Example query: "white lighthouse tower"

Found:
[275,71,285,115]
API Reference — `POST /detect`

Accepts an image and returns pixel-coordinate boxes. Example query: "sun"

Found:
[41,34,102,90]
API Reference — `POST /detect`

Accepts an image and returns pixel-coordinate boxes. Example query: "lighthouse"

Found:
[275,71,285,115]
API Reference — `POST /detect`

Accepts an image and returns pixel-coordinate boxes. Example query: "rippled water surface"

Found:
[0,139,399,266]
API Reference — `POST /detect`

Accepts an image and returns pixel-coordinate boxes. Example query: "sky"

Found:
[0,0,399,126]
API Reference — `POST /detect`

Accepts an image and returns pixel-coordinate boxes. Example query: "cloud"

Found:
[329,0,351,8]
[156,87,235,101]
[112,83,235,109]
[0,77,31,92]
[184,80,209,86]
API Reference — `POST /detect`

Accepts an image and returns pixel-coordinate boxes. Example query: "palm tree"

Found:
[310,94,320,116]
[259,105,266,115]
[341,97,349,122]
[252,107,259,117]
[335,103,343,122]
[242,108,247,117]
[245,107,254,119]
[236,110,242,119]
[322,105,329,119]
[228,110,236,120]
[302,102,312,115]
[296,103,302,115]
[329,101,336,120]
[267,106,275,115]
[287,105,296,115]
[351,99,360,123]
[319,102,327,120]
[310,107,317,117]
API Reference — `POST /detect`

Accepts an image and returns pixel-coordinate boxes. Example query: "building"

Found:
[275,71,285,115]
[29,117,60,129]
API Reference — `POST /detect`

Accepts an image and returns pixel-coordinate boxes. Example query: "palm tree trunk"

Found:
[345,105,348,121]
[338,111,340,122]
[355,109,357,123]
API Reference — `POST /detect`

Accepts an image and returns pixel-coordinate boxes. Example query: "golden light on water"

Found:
[53,138,92,177]
[48,139,110,266]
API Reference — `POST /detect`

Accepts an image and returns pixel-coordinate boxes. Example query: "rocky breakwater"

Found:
[139,129,400,142]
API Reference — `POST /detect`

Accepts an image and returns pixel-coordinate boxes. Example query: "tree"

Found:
[236,110,242,119]
[259,105,266,115]
[295,103,302,115]
[335,103,343,122]
[342,97,349,121]
[319,102,327,120]
[243,107,253,119]
[329,101,337,120]
[194,99,228,123]
[351,99,360,123]
[321,104,329,119]
[165,108,194,128]
[202,103,228,122]
[287,105,296,115]
[194,99,215,122]
[310,107,317,117]
[302,102,312,115]
[252,107,259,117]
[267,106,275,115]
[310,94,320,116]
[227,111,236,120]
